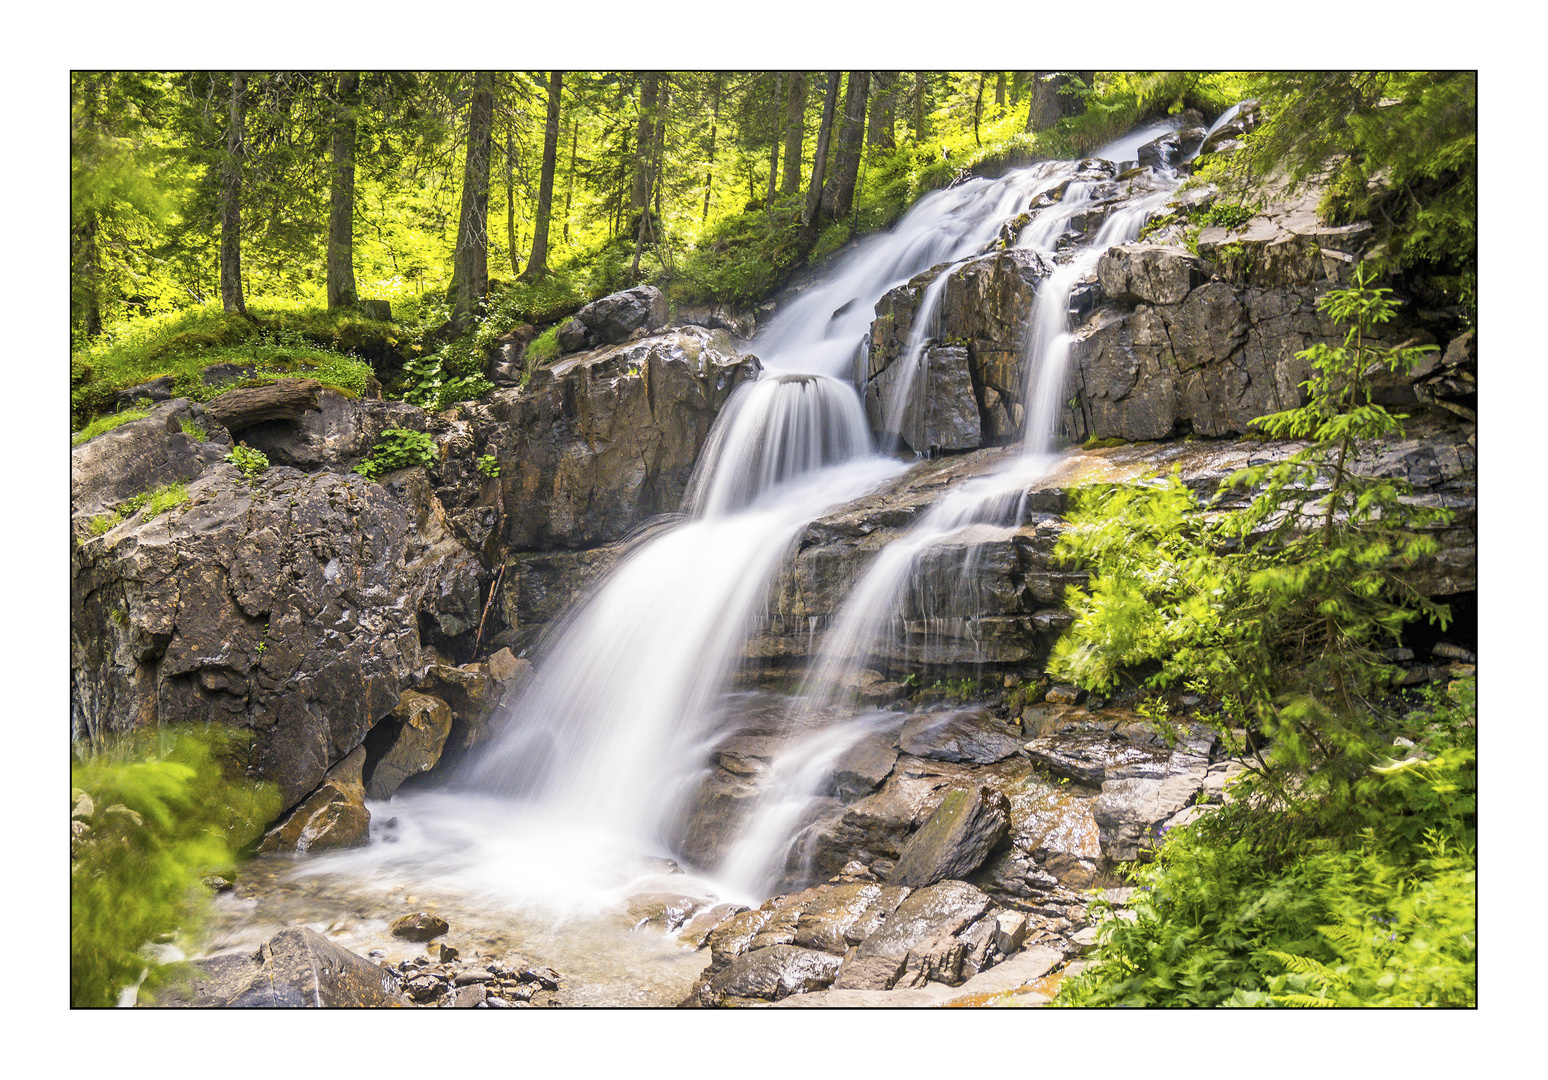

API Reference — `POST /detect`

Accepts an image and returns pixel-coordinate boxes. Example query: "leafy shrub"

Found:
[71,726,280,1007]
[224,444,269,477]
[477,454,501,478]
[526,325,561,365]
[354,427,436,481]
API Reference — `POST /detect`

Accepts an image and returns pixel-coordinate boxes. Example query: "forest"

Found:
[69,70,1477,1014]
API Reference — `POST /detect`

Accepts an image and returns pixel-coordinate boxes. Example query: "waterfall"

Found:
[308,110,1236,915]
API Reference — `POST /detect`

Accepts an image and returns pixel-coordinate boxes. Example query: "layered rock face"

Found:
[70,312,760,820]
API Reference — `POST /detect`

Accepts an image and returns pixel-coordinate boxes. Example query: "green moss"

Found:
[1083,436,1129,450]
[72,406,152,447]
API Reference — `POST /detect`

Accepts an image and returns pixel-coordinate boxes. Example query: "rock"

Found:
[687,945,843,1007]
[70,398,230,527]
[482,325,759,549]
[900,709,1025,765]
[556,317,588,352]
[626,892,702,932]
[363,690,454,800]
[238,392,425,473]
[571,284,670,347]
[258,744,371,853]
[828,735,899,800]
[390,912,450,942]
[114,375,177,410]
[791,882,911,955]
[157,927,408,1007]
[1023,729,1172,786]
[1097,244,1208,306]
[1044,685,1084,706]
[890,785,1010,888]
[831,879,996,991]
[71,465,480,809]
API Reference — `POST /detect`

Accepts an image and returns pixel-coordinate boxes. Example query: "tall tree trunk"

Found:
[994,71,1006,114]
[973,72,986,147]
[799,71,840,248]
[765,72,782,208]
[505,121,521,276]
[524,70,562,280]
[630,76,669,281]
[452,70,494,329]
[866,71,896,149]
[1025,71,1093,132]
[912,71,930,141]
[326,71,360,309]
[702,72,721,223]
[72,73,104,338]
[220,71,247,316]
[821,71,868,220]
[780,72,807,196]
[562,113,578,244]
[631,72,659,216]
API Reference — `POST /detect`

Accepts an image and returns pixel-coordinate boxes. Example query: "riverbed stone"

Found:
[900,708,1025,765]
[391,912,450,942]
[364,690,454,799]
[792,882,911,955]
[158,927,408,1007]
[831,879,996,991]
[258,744,371,853]
[689,944,844,1007]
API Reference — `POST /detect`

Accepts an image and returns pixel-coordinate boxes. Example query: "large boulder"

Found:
[566,285,670,349]
[363,690,455,799]
[258,744,371,853]
[889,785,1011,888]
[830,879,997,991]
[473,325,759,550]
[70,399,231,527]
[158,927,408,1007]
[71,463,483,809]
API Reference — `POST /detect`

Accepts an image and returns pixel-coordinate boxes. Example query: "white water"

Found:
[264,113,1228,936]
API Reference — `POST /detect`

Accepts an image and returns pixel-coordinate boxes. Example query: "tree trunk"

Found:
[820,71,868,220]
[780,72,807,196]
[631,72,659,216]
[563,114,578,244]
[799,71,840,248]
[1025,71,1093,132]
[524,70,562,280]
[505,121,521,276]
[220,71,247,316]
[973,72,986,147]
[912,71,930,140]
[866,71,896,149]
[765,72,782,208]
[326,71,360,310]
[702,72,721,223]
[72,73,104,338]
[630,76,669,281]
[452,70,494,329]
[994,72,1006,114]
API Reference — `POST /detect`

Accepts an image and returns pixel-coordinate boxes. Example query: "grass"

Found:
[87,482,190,535]
[71,300,383,432]
[72,406,153,448]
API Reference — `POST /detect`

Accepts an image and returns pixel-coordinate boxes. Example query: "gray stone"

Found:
[157,927,408,1007]
[890,785,1010,888]
[900,709,1025,765]
[831,879,996,991]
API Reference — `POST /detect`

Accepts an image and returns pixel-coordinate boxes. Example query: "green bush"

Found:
[354,427,436,481]
[224,444,269,478]
[87,481,190,535]
[71,726,280,1007]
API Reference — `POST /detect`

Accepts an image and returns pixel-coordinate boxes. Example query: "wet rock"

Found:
[900,708,1024,765]
[828,735,900,800]
[363,690,454,799]
[391,912,450,942]
[677,903,749,949]
[890,785,1010,888]
[626,892,701,933]
[158,927,408,1007]
[572,284,670,347]
[831,880,996,991]
[792,882,911,955]
[1023,729,1172,786]
[1044,685,1084,706]
[1097,244,1208,306]
[259,745,372,853]
[687,945,844,1007]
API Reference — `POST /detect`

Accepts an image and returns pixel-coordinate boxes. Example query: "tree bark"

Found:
[973,72,986,147]
[524,70,562,280]
[631,72,659,216]
[765,72,782,208]
[799,72,840,247]
[1025,71,1094,132]
[702,73,722,223]
[563,113,578,244]
[326,71,360,310]
[820,71,868,220]
[220,71,248,316]
[505,120,521,276]
[452,70,494,329]
[866,71,896,149]
[629,76,669,281]
[912,71,930,140]
[780,72,807,196]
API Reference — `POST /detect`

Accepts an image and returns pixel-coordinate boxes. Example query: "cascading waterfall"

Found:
[294,111,1237,918]
[712,116,1227,895]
